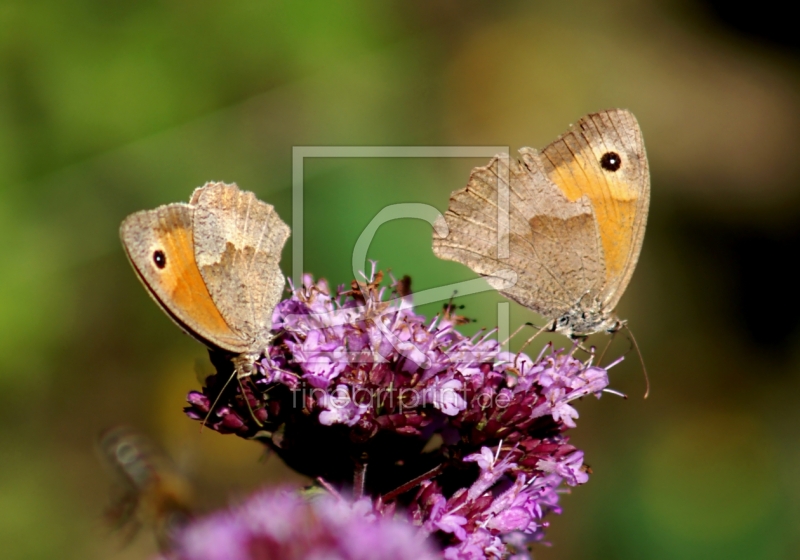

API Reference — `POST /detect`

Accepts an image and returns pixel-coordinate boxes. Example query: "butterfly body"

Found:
[433,109,649,338]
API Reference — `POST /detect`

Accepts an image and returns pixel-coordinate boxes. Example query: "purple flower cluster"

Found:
[406,347,608,558]
[183,267,613,559]
[162,487,439,560]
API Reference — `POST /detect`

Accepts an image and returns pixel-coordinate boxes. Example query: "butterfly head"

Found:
[552,308,624,338]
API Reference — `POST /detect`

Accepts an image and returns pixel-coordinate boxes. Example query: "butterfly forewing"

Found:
[120,205,250,353]
[540,109,648,309]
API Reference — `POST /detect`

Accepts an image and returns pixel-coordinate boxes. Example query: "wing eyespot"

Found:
[599,152,622,172]
[153,250,167,269]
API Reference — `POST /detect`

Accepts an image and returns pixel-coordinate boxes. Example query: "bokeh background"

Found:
[2,1,799,558]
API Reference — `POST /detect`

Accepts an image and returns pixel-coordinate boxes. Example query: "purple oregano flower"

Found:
[162,487,439,560]
[182,265,616,559]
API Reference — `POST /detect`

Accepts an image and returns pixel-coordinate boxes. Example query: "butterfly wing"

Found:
[433,148,604,319]
[190,182,290,350]
[540,109,649,309]
[120,204,251,353]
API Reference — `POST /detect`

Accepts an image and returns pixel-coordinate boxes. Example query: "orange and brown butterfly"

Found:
[432,109,649,338]
[120,182,290,376]
[98,426,193,551]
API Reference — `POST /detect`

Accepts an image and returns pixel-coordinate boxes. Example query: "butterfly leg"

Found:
[200,370,238,432]
[501,322,537,348]
[237,375,265,428]
[514,320,554,368]
[569,336,595,357]
[595,331,618,364]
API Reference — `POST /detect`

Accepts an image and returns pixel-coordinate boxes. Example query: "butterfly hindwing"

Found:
[191,182,290,348]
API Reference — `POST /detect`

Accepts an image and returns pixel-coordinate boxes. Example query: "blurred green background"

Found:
[2,1,799,558]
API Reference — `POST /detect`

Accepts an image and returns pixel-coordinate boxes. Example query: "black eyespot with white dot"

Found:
[600,151,622,172]
[153,250,166,269]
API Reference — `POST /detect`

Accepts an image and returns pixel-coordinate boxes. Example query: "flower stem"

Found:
[354,461,367,499]
[382,463,444,503]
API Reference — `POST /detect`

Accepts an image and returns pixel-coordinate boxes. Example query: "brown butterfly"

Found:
[120,182,290,375]
[433,109,649,338]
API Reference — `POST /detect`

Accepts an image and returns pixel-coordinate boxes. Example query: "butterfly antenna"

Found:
[623,324,649,399]
[201,370,238,432]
